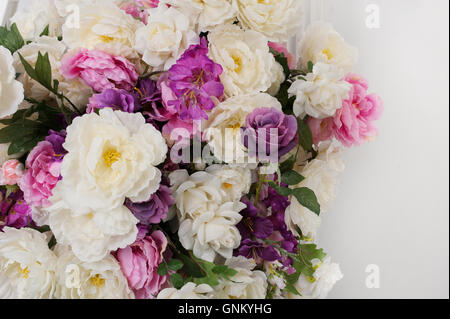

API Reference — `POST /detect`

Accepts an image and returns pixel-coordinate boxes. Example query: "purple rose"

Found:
[125,181,174,226]
[242,107,298,161]
[87,88,141,113]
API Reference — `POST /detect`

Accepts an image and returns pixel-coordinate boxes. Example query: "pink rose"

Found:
[332,74,383,147]
[60,49,139,93]
[136,0,159,8]
[120,2,149,24]
[0,160,24,186]
[18,141,61,208]
[116,230,170,299]
[308,117,334,146]
[268,42,296,69]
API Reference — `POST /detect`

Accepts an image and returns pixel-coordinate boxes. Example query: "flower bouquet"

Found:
[0,0,383,299]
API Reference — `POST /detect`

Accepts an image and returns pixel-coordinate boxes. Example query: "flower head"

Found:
[167,38,224,121]
[0,160,24,186]
[235,239,281,263]
[0,189,33,229]
[236,199,273,240]
[87,88,141,113]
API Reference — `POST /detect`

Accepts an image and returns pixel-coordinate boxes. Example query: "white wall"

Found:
[316,0,449,299]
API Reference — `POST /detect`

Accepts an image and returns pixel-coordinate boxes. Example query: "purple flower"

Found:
[0,189,33,229]
[135,78,177,122]
[87,88,141,113]
[46,130,67,156]
[167,37,224,121]
[262,183,291,214]
[236,199,273,240]
[125,180,174,225]
[242,107,299,161]
[235,239,281,263]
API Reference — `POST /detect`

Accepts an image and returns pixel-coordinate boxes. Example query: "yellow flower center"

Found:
[232,55,243,73]
[90,274,105,288]
[223,182,233,189]
[103,149,121,167]
[100,35,115,43]
[322,48,333,60]
[18,266,30,279]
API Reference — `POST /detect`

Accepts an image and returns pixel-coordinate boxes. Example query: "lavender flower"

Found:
[87,88,140,113]
[167,37,224,121]
[136,78,176,122]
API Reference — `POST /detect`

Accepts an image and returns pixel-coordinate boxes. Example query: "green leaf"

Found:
[212,265,238,278]
[0,23,25,54]
[48,235,57,249]
[281,170,305,186]
[292,187,321,215]
[5,185,19,197]
[157,263,168,276]
[177,254,205,278]
[170,273,184,289]
[280,155,296,173]
[284,283,301,296]
[18,52,53,92]
[268,182,293,197]
[297,117,313,152]
[307,61,314,73]
[270,48,290,78]
[167,259,184,271]
[40,25,49,37]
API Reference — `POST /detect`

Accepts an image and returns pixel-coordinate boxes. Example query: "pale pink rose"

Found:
[308,117,334,146]
[0,160,24,186]
[18,141,61,208]
[116,230,169,299]
[332,74,383,147]
[120,2,149,24]
[136,0,159,8]
[268,42,296,69]
[60,49,139,93]
[162,117,201,147]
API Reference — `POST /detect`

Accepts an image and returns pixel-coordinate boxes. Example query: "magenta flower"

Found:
[115,230,170,299]
[166,38,224,121]
[60,49,139,93]
[332,74,384,147]
[136,78,177,121]
[0,189,33,229]
[18,141,62,208]
[87,88,140,113]
[243,107,299,161]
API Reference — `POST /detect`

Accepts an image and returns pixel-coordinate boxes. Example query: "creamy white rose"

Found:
[203,93,281,164]
[57,108,167,214]
[289,62,351,119]
[0,227,56,299]
[10,0,62,41]
[297,21,358,74]
[157,282,214,299]
[285,141,344,237]
[178,201,245,262]
[234,0,303,42]
[205,165,252,202]
[162,0,237,32]
[208,24,275,97]
[62,0,142,58]
[53,245,134,299]
[0,46,24,119]
[134,5,199,70]
[213,256,268,299]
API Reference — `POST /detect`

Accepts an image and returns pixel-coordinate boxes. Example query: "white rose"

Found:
[53,245,134,299]
[290,257,343,299]
[161,0,237,32]
[57,108,167,214]
[297,21,358,74]
[0,46,24,119]
[267,61,285,96]
[234,0,304,42]
[213,256,268,299]
[10,0,62,41]
[289,62,351,119]
[285,141,344,237]
[134,5,199,71]
[157,282,214,299]
[205,164,252,202]
[62,0,142,58]
[170,169,225,220]
[178,201,245,262]
[204,93,281,164]
[47,187,138,263]
[0,273,18,299]
[208,24,275,97]
[0,227,56,298]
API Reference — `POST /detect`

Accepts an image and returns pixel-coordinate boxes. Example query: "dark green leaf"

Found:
[177,254,205,278]
[280,155,296,173]
[35,52,52,90]
[297,117,313,152]
[157,263,168,276]
[281,170,305,186]
[307,61,314,73]
[170,273,184,289]
[40,25,49,37]
[0,23,25,53]
[268,182,293,197]
[212,265,238,278]
[284,283,301,296]
[292,187,320,215]
[270,48,290,78]
[167,259,184,271]
[48,235,57,249]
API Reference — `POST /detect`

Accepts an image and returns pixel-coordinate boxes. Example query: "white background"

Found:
[1,0,449,299]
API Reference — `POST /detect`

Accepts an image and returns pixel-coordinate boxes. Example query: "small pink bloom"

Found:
[136,0,159,8]
[0,160,24,186]
[60,49,139,93]
[268,42,296,70]
[332,74,383,147]
[120,2,148,24]
[116,230,169,299]
[18,141,61,208]
[162,117,200,147]
[308,117,334,146]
